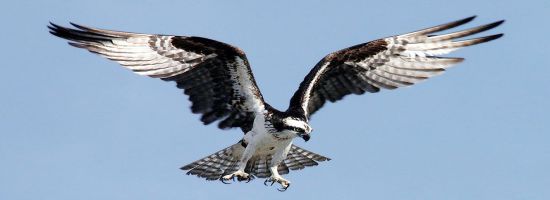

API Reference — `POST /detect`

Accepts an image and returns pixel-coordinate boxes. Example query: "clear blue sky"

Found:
[1,0,549,199]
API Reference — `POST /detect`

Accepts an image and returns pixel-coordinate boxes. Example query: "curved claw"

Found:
[237,175,252,183]
[263,178,276,186]
[220,175,233,184]
[221,178,232,184]
[277,183,290,192]
[264,178,277,186]
[220,171,250,185]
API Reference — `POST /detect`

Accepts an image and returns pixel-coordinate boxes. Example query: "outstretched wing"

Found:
[287,16,504,119]
[49,23,265,132]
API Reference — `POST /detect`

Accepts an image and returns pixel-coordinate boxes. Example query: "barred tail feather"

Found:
[181,143,330,180]
[245,145,331,178]
[181,143,245,181]
[283,145,331,171]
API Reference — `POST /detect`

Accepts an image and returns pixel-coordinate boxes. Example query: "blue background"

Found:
[1,0,548,199]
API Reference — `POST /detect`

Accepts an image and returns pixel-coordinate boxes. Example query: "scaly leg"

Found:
[221,139,256,183]
[264,142,292,191]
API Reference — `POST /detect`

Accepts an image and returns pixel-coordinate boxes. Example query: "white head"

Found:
[282,117,312,141]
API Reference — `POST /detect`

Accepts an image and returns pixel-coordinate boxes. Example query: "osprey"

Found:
[49,16,503,191]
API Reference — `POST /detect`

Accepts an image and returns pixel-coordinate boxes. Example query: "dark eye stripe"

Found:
[280,125,305,133]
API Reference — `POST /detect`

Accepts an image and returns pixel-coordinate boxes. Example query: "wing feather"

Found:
[50,23,265,132]
[288,16,504,118]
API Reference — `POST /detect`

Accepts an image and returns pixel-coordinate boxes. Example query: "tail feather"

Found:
[277,162,290,175]
[283,145,331,171]
[181,143,330,180]
[245,158,271,178]
[285,152,306,170]
[181,143,244,181]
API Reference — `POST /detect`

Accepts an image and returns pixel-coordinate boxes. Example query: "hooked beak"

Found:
[299,133,310,142]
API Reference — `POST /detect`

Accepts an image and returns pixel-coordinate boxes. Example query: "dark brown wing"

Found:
[287,16,504,119]
[49,23,266,132]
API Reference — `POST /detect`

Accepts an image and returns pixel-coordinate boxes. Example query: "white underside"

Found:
[237,114,295,176]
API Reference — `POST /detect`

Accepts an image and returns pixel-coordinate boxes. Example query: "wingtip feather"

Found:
[67,42,85,48]
[492,20,505,27]
[457,15,477,25]
[483,33,504,42]
[401,15,478,37]
[444,15,477,29]
[69,22,91,31]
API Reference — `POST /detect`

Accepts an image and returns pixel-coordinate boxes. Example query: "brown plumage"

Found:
[287,16,504,118]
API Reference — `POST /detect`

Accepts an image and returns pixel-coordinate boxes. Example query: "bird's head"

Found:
[282,117,312,142]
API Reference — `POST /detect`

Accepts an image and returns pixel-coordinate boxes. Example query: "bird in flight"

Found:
[49,16,503,191]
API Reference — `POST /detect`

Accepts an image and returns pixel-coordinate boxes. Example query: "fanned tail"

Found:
[181,143,330,180]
